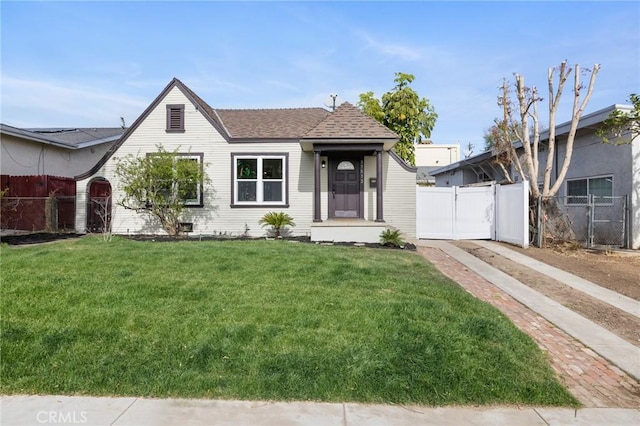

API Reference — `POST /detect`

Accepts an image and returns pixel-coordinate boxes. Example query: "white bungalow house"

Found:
[74,78,417,243]
[429,104,640,249]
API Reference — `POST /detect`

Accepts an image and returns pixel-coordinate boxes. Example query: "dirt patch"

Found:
[452,241,640,346]
[498,243,640,301]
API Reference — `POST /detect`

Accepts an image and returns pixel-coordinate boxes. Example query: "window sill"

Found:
[230,204,290,209]
[165,129,186,133]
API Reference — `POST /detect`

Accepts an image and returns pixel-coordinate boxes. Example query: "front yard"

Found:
[0,237,577,406]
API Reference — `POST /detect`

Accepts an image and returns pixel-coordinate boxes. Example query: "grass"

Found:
[0,237,578,406]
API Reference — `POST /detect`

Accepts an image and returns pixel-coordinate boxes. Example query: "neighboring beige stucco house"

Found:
[1,125,124,232]
[1,124,122,177]
[415,143,460,185]
[75,78,416,242]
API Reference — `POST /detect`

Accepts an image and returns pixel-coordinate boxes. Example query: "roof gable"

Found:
[76,78,226,179]
[303,102,398,140]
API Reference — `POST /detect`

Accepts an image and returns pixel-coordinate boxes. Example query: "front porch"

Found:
[310,219,388,243]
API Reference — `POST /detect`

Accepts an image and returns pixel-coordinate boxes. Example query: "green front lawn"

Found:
[0,237,577,406]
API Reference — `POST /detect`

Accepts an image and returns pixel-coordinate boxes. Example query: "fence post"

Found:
[45,196,58,232]
[623,194,630,249]
[587,194,594,248]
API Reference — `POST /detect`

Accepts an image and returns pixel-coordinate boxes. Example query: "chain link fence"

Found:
[536,195,629,249]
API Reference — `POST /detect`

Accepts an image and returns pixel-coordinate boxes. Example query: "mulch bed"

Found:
[1,232,416,251]
[0,232,84,246]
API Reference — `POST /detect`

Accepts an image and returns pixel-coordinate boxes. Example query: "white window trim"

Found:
[177,155,202,206]
[566,175,614,206]
[232,154,287,206]
[147,153,203,207]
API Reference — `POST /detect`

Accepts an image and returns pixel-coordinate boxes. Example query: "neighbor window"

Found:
[566,176,613,205]
[233,154,287,206]
[166,104,185,132]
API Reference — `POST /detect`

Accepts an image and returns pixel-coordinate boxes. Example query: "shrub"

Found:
[258,212,295,238]
[380,229,404,248]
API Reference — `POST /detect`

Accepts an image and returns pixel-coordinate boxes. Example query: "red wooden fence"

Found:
[1,175,76,231]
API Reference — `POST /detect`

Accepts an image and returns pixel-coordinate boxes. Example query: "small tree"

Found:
[92,197,113,242]
[597,93,640,144]
[358,72,437,165]
[115,146,209,236]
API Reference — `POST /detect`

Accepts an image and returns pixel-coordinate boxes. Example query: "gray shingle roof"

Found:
[214,108,330,139]
[176,77,397,141]
[1,124,124,149]
[27,128,125,147]
[303,102,397,140]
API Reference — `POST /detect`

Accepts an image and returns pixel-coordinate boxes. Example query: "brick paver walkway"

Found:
[418,247,640,408]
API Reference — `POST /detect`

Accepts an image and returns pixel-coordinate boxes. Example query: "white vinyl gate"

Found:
[416,182,529,247]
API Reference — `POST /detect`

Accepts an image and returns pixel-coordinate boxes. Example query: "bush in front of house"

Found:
[258,212,295,238]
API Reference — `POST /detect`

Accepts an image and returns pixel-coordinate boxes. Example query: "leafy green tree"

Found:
[115,145,210,236]
[597,93,639,144]
[358,72,437,165]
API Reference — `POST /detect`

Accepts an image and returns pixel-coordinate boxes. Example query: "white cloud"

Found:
[352,29,422,62]
[1,75,149,128]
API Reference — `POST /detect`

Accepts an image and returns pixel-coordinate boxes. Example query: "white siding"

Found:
[77,87,315,237]
[363,154,416,238]
[76,86,416,238]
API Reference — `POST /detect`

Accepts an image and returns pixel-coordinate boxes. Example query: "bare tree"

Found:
[497,61,600,197]
[493,62,600,245]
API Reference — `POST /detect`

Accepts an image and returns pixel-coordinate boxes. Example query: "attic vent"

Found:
[166,104,185,132]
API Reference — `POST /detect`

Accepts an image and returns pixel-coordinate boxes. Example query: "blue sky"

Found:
[1,1,638,151]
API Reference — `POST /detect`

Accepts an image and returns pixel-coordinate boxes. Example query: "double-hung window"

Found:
[149,153,203,207]
[176,156,202,206]
[566,175,613,205]
[232,154,287,206]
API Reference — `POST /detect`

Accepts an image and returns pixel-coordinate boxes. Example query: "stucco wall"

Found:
[415,144,459,167]
[1,135,113,177]
[631,134,640,249]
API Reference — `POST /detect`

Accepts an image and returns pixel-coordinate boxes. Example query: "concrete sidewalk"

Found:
[2,395,639,425]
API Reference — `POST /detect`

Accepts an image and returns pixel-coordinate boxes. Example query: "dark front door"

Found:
[329,158,361,218]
